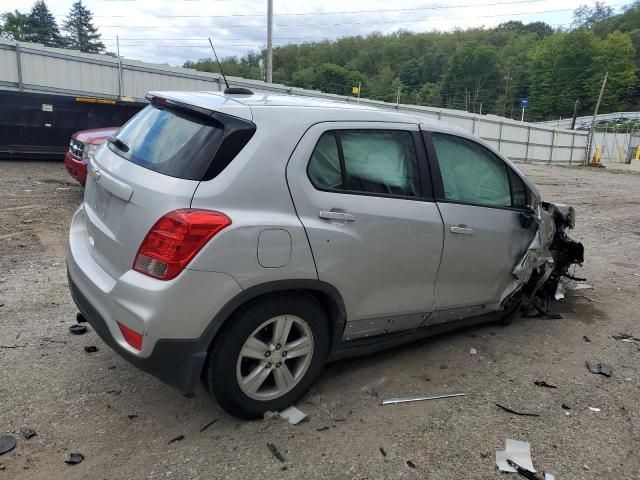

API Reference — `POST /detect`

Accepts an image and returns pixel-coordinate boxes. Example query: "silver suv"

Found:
[67,91,583,418]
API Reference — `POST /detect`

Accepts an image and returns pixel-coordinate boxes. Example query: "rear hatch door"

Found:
[82,93,254,279]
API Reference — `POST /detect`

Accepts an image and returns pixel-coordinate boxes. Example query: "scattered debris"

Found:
[21,428,36,440]
[507,459,540,480]
[583,335,591,343]
[168,435,184,444]
[267,443,285,462]
[279,406,307,425]
[470,347,477,355]
[495,403,540,417]
[381,392,465,405]
[544,473,555,480]
[316,426,330,432]
[84,346,98,353]
[65,452,84,465]
[107,389,121,395]
[68,324,87,335]
[496,439,536,473]
[589,407,601,412]
[0,435,16,455]
[406,460,416,469]
[612,333,640,341]
[199,419,218,433]
[586,361,612,377]
[127,415,138,420]
[379,447,387,457]
[534,381,557,389]
[561,403,571,410]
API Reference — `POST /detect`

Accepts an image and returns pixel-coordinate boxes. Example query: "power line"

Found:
[82,6,626,28]
[52,0,552,18]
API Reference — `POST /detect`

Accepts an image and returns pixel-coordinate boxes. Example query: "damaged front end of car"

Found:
[501,202,584,315]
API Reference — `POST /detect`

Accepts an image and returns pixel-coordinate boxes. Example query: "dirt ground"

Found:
[0,160,639,480]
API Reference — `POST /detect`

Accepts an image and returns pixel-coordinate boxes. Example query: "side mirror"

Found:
[519,205,537,229]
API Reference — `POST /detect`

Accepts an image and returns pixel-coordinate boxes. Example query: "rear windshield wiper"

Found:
[107,136,130,153]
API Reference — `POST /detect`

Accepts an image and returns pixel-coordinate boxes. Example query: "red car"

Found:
[64,127,118,186]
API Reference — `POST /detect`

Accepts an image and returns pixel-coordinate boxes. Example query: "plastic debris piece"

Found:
[21,428,36,440]
[167,434,184,444]
[379,447,387,457]
[583,336,591,342]
[279,406,307,425]
[495,403,540,417]
[127,414,138,420]
[534,381,557,389]
[69,324,87,335]
[572,283,593,290]
[406,460,416,469]
[382,392,464,405]
[199,419,218,433]
[589,407,601,412]
[561,403,571,410]
[496,439,536,473]
[0,436,16,456]
[84,345,98,353]
[65,452,84,465]
[544,473,556,480]
[267,443,285,462]
[586,361,612,377]
[470,347,477,355]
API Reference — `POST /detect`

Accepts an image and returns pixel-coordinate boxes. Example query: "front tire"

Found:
[205,294,330,419]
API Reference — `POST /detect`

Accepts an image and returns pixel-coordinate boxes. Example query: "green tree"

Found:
[24,0,62,47]
[0,10,29,41]
[595,31,637,111]
[573,2,615,29]
[63,0,104,53]
[443,43,500,112]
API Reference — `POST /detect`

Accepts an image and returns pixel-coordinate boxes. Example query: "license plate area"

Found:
[93,183,112,218]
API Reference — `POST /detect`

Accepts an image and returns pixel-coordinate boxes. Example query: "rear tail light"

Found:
[133,209,231,280]
[117,321,143,350]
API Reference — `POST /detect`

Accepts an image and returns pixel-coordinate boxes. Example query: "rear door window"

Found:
[308,129,420,197]
[109,104,239,181]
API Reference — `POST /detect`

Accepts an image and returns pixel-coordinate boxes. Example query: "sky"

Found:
[3,0,630,67]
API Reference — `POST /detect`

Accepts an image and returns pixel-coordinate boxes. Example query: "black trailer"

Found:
[0,90,145,159]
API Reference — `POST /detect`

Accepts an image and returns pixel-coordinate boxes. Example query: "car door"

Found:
[286,122,444,340]
[423,130,536,321]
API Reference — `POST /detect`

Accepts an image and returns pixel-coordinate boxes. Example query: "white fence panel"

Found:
[0,38,590,165]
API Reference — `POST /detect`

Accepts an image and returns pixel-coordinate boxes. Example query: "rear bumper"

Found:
[68,271,207,394]
[64,151,87,185]
[66,205,243,394]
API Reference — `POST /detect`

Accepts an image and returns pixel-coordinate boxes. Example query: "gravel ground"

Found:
[0,160,639,479]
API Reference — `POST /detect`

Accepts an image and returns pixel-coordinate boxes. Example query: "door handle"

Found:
[319,210,356,222]
[450,226,474,235]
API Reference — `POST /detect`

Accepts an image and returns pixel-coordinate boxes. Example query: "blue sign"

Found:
[519,97,529,108]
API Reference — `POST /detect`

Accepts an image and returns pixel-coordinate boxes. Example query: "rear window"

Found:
[109,104,254,181]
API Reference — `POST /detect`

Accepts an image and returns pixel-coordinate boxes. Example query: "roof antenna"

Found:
[208,36,253,95]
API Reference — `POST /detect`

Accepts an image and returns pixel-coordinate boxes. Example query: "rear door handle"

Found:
[450,226,474,235]
[319,210,356,222]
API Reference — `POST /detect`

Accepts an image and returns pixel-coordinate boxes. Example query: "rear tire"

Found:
[205,294,330,419]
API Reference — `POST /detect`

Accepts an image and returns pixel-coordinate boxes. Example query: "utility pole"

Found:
[116,35,123,99]
[570,99,580,130]
[357,81,361,103]
[396,85,401,108]
[503,72,511,116]
[586,72,608,164]
[266,0,273,83]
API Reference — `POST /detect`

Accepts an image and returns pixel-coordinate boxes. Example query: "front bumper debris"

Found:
[501,202,584,311]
